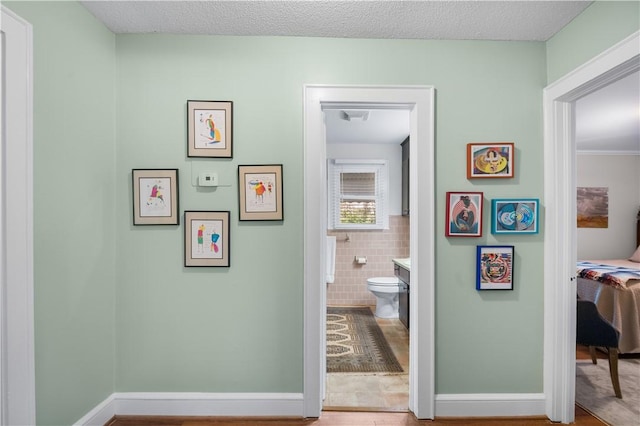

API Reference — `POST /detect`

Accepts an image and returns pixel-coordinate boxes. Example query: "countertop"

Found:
[393,258,411,271]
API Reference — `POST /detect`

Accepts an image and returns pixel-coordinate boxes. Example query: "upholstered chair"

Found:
[576,299,622,398]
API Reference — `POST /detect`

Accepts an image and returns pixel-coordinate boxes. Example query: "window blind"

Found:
[328,160,389,230]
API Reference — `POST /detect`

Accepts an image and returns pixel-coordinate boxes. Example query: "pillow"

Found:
[630,245,640,263]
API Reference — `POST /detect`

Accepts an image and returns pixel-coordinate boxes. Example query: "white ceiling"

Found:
[575,71,640,154]
[80,0,639,153]
[325,109,410,145]
[82,1,592,41]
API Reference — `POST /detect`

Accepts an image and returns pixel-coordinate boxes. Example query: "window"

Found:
[328,159,389,230]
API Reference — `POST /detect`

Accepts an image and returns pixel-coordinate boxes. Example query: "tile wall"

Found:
[327,215,410,306]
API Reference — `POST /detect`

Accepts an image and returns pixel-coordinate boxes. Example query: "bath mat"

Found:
[326,306,403,373]
[575,358,640,426]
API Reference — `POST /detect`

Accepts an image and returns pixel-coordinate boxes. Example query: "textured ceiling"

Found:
[80,0,638,153]
[81,0,592,41]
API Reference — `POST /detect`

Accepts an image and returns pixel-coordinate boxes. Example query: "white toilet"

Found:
[367,277,401,318]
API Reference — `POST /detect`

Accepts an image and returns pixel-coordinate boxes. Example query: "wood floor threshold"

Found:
[322,405,409,412]
[574,402,609,426]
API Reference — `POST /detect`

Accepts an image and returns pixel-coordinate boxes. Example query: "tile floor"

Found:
[324,306,410,411]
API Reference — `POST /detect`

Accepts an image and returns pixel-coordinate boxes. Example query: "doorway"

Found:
[303,85,435,419]
[542,32,640,423]
[322,107,411,411]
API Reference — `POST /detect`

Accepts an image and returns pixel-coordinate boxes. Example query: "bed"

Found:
[576,216,640,354]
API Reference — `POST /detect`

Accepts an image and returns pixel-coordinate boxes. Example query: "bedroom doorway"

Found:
[303,85,435,419]
[542,31,640,424]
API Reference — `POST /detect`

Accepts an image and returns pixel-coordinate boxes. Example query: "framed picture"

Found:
[476,245,514,290]
[184,211,230,267]
[132,169,179,225]
[187,100,233,158]
[491,198,540,234]
[238,164,283,221]
[445,192,483,237]
[577,187,609,228]
[467,142,514,178]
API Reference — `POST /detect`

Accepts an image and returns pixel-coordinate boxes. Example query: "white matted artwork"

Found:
[238,164,283,221]
[195,109,227,148]
[187,100,233,158]
[132,169,179,225]
[184,211,230,267]
[139,177,172,217]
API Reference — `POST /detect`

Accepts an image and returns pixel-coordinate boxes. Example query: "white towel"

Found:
[326,236,336,284]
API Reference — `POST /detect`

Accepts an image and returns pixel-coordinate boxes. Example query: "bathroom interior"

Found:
[324,108,411,411]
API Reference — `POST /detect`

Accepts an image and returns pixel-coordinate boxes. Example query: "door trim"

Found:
[303,85,435,419]
[542,30,640,423]
[0,6,36,425]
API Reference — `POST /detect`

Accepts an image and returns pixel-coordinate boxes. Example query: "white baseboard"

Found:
[75,392,545,424]
[114,392,304,417]
[435,393,546,418]
[74,392,305,424]
[73,394,116,426]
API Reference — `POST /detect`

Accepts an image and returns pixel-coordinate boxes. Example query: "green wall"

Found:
[116,35,546,393]
[3,0,638,423]
[4,1,117,425]
[546,0,640,83]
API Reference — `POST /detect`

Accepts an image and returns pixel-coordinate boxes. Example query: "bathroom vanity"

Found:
[393,258,410,329]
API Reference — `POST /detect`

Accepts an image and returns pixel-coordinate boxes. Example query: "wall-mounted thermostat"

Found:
[199,172,218,187]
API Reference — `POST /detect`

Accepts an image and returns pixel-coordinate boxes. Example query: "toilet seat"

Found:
[367,277,400,286]
[367,277,401,294]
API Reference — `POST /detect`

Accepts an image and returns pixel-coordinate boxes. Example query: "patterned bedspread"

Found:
[577,261,640,290]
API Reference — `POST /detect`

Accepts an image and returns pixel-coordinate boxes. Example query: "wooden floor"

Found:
[108,406,605,426]
[107,345,607,426]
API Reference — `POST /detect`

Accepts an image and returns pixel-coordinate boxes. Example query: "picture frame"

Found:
[467,142,515,178]
[132,169,179,225]
[238,164,283,221]
[476,245,514,290]
[445,192,483,237]
[187,100,233,158]
[184,211,230,267]
[491,198,540,234]
[577,187,609,228]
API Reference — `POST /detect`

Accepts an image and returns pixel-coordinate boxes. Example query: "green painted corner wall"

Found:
[546,0,640,83]
[3,0,637,422]
[115,34,546,394]
[3,1,117,425]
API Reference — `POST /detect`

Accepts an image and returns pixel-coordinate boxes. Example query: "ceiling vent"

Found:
[340,110,370,122]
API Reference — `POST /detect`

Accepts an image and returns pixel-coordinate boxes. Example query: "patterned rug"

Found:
[575,358,640,426]
[326,306,403,373]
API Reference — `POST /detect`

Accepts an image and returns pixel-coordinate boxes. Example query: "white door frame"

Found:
[0,6,36,425]
[303,85,435,419]
[543,31,640,424]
